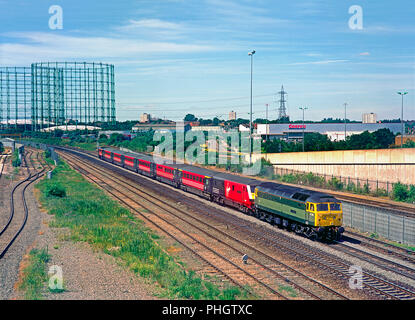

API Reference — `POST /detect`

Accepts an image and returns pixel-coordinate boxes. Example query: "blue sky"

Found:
[0,0,414,122]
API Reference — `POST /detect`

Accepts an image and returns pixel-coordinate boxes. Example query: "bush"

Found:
[392,182,409,202]
[11,150,21,167]
[47,184,66,198]
[327,177,344,190]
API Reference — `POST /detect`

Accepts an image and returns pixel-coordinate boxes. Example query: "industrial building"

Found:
[140,113,151,123]
[256,123,402,141]
[362,113,377,124]
[0,62,116,131]
[132,122,191,133]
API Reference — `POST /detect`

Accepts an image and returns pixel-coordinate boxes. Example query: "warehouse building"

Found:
[256,123,402,142]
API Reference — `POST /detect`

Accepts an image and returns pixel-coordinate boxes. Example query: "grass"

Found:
[18,248,50,300]
[35,160,248,300]
[279,285,297,298]
[352,228,415,253]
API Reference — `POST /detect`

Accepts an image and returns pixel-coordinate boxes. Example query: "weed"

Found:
[18,248,50,300]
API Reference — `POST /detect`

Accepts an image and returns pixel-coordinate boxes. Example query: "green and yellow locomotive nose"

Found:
[307,201,343,227]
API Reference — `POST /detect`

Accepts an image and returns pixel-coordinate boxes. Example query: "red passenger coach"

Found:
[156,164,175,180]
[179,165,213,199]
[113,152,122,164]
[138,159,152,173]
[124,155,135,168]
[224,180,253,209]
[181,170,205,191]
[104,150,112,161]
[211,173,260,212]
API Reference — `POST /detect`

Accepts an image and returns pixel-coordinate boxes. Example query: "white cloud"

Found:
[121,19,182,30]
[0,32,219,66]
[287,59,349,66]
[359,52,370,56]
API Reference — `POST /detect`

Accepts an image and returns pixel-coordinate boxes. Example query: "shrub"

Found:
[44,149,51,158]
[327,177,344,190]
[12,150,21,167]
[47,184,66,198]
[392,182,409,202]
[408,185,415,203]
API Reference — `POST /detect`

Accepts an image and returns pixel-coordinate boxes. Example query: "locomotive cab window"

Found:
[317,203,329,212]
[329,203,341,211]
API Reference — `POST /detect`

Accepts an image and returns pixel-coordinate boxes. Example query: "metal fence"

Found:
[272,166,400,197]
[342,202,415,246]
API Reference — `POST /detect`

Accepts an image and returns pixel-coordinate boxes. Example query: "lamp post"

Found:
[344,103,348,141]
[397,91,408,148]
[299,107,308,152]
[248,50,255,164]
[265,103,269,141]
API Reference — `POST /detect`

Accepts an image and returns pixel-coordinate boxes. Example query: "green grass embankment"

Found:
[35,160,248,300]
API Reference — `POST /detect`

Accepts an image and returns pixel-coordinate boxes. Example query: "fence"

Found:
[272,166,399,197]
[343,202,415,246]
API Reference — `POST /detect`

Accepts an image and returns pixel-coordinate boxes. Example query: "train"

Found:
[98,147,344,241]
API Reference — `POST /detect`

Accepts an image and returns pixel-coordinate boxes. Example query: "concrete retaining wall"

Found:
[251,148,415,185]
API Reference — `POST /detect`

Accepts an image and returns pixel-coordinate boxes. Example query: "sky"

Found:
[0,0,414,122]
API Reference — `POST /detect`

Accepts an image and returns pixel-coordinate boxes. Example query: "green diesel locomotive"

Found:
[254,182,344,241]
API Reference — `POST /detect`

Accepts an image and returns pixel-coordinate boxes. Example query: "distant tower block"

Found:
[277,85,287,120]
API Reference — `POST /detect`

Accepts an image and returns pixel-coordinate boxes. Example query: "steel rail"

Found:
[61,153,290,300]
[62,150,348,300]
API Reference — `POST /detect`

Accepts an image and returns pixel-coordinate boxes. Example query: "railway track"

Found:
[0,149,47,259]
[60,150,349,300]
[55,146,415,217]
[331,241,415,281]
[342,231,415,265]
[57,147,415,300]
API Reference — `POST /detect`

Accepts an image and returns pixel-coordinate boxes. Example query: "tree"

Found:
[184,114,197,122]
[372,128,395,148]
[108,133,125,145]
[0,142,4,154]
[403,140,415,148]
[304,133,334,151]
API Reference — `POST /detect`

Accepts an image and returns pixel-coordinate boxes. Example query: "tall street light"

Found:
[248,50,256,164]
[344,103,348,141]
[265,103,269,141]
[299,107,308,152]
[398,91,408,148]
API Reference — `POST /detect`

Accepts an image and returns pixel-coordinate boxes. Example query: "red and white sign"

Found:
[289,124,306,129]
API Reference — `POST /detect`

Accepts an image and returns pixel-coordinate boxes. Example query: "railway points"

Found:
[0,149,49,259]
